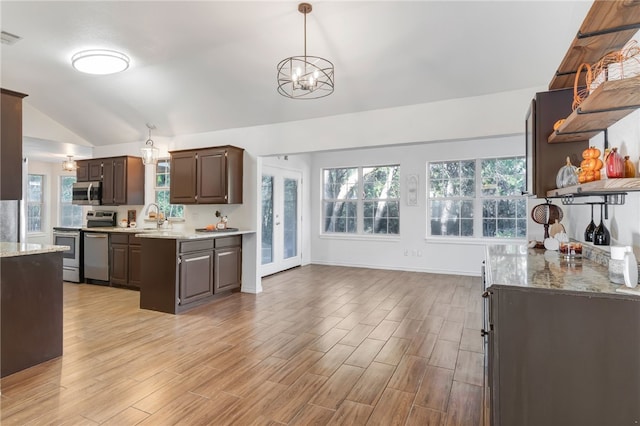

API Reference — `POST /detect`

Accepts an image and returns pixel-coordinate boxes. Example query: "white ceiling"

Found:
[2,1,592,153]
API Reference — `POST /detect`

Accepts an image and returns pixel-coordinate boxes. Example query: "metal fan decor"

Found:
[277,3,334,99]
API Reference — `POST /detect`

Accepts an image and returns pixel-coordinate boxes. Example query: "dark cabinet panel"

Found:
[198,148,227,203]
[88,160,103,181]
[110,243,128,286]
[102,158,115,204]
[128,244,142,288]
[214,246,241,293]
[528,89,588,198]
[169,145,243,204]
[169,151,197,204]
[1,89,27,200]
[78,156,143,205]
[488,286,640,425]
[179,250,213,305]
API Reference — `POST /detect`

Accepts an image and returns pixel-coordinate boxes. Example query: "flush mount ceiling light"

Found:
[277,3,334,99]
[62,155,78,172]
[140,124,159,165]
[71,49,130,75]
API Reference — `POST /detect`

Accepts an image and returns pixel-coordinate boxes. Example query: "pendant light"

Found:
[62,155,78,172]
[277,3,334,99]
[140,124,159,165]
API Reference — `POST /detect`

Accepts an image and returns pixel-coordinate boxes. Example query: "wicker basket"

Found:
[589,40,640,94]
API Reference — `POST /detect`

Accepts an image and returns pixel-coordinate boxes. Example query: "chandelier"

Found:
[62,155,78,172]
[277,3,334,99]
[140,124,159,165]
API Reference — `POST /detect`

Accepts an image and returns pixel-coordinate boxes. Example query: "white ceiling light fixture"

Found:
[140,124,159,166]
[277,3,334,99]
[71,49,130,75]
[62,155,78,172]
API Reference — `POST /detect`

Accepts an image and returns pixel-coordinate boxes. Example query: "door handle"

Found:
[275,222,281,225]
[85,234,108,238]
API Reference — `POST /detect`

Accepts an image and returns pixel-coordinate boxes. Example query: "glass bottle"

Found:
[606,147,624,178]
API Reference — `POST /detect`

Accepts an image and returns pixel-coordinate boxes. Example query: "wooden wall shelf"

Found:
[546,178,640,198]
[549,1,640,90]
[548,75,640,143]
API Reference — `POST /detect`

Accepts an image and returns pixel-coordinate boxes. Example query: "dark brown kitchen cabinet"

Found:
[1,88,28,200]
[178,242,214,305]
[485,285,640,426]
[101,156,144,205]
[109,233,141,289]
[526,88,587,198]
[214,236,241,293]
[169,145,244,204]
[76,159,102,182]
[140,235,243,314]
[77,156,144,205]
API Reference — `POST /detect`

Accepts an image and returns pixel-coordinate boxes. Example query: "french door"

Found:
[261,166,302,277]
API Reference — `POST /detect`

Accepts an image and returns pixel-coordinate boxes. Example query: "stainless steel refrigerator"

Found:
[0,157,28,242]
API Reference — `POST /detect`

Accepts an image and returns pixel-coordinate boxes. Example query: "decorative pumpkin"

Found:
[556,157,579,188]
[582,146,601,160]
[553,119,566,131]
[577,146,604,183]
[606,147,624,178]
[624,155,637,178]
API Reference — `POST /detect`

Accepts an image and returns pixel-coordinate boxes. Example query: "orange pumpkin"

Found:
[582,146,601,160]
[580,158,597,170]
[594,158,604,171]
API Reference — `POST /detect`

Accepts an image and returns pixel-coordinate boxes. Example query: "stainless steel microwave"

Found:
[72,181,102,205]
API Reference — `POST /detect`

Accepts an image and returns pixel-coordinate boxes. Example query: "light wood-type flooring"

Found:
[1,265,484,425]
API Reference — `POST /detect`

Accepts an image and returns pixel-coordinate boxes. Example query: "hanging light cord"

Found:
[145,128,154,147]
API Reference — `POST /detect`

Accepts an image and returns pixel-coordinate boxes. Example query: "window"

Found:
[155,159,184,218]
[428,157,526,239]
[322,165,400,235]
[60,176,83,227]
[27,174,44,233]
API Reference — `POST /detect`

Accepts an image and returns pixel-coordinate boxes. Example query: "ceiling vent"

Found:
[1,31,22,45]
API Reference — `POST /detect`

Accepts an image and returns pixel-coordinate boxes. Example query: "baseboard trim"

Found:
[309,260,480,277]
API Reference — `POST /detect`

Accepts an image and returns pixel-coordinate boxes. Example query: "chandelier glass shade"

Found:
[71,49,130,75]
[62,155,78,172]
[277,3,334,99]
[140,125,159,165]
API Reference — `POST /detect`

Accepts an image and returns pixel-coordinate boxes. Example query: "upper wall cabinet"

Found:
[169,145,244,205]
[1,89,28,200]
[76,156,144,205]
[547,1,640,143]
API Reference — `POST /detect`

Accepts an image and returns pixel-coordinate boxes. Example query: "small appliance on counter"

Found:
[85,210,117,228]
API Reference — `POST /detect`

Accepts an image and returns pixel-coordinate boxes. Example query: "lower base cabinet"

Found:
[110,233,141,289]
[485,285,640,426]
[141,235,242,314]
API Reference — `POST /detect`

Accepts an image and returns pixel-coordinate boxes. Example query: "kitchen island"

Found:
[0,242,68,378]
[484,244,640,426]
[136,229,256,314]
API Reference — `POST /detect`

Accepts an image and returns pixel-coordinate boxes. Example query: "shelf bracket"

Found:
[576,104,640,115]
[577,22,640,39]
[554,127,607,136]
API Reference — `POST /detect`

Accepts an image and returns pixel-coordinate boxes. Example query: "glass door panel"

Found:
[261,167,302,277]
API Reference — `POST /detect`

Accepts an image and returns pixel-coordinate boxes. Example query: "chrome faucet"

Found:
[144,203,165,228]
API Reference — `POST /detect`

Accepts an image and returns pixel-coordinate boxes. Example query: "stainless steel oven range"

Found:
[52,227,82,283]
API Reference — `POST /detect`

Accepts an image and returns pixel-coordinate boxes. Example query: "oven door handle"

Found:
[54,231,80,237]
[87,182,92,201]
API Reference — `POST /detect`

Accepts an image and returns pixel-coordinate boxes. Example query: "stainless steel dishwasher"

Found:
[83,232,109,282]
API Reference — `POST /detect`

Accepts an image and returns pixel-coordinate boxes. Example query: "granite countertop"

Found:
[0,242,69,258]
[485,243,631,296]
[135,229,255,240]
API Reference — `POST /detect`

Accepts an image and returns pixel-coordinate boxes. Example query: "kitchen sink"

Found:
[194,227,239,233]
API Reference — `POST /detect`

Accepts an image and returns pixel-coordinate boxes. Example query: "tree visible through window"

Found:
[60,176,83,227]
[27,174,44,233]
[155,159,184,218]
[428,157,526,238]
[323,165,400,235]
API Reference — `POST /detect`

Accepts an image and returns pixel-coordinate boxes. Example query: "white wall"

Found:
[309,135,525,276]
[549,110,640,258]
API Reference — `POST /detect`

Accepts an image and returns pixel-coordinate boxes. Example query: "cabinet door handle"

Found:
[482,291,491,298]
[481,329,490,337]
